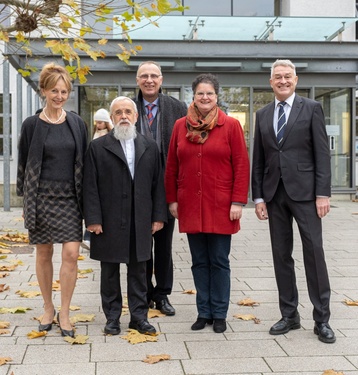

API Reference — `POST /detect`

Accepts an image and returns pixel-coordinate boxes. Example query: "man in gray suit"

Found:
[251,59,335,343]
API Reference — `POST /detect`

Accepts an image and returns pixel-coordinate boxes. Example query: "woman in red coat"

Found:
[165,74,250,333]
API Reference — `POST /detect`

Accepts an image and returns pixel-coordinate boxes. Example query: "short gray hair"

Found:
[271,59,296,77]
[110,96,138,115]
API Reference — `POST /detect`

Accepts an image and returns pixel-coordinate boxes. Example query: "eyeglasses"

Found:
[113,109,135,116]
[137,74,162,81]
[195,92,216,98]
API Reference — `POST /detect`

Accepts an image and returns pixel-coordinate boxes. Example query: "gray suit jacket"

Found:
[251,95,331,203]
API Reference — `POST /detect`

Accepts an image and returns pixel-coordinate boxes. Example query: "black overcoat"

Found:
[83,131,167,263]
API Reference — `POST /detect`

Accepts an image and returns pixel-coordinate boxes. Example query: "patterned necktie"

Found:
[146,104,155,126]
[276,101,287,144]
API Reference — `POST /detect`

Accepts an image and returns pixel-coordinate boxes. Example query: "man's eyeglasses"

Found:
[137,74,162,81]
[113,109,134,116]
[195,92,216,98]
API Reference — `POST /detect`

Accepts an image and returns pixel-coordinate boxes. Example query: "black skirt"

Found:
[29,180,82,244]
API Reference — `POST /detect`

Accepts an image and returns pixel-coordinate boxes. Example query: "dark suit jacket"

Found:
[83,131,167,264]
[251,95,331,203]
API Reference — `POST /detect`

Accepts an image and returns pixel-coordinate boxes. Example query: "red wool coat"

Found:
[165,108,250,234]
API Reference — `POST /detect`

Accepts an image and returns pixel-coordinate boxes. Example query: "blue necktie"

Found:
[147,104,155,126]
[276,101,287,144]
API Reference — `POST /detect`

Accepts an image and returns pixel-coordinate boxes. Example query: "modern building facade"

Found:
[1,0,358,205]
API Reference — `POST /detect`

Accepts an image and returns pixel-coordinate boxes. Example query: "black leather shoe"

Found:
[129,319,156,334]
[148,300,155,309]
[39,309,56,332]
[213,319,227,333]
[104,320,120,335]
[314,322,336,343]
[57,312,75,338]
[191,317,213,330]
[156,298,175,316]
[269,314,301,335]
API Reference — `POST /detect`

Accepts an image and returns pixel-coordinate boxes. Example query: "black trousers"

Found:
[146,217,175,302]
[266,180,331,323]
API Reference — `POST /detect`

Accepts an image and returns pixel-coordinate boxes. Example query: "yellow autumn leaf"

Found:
[52,281,61,291]
[233,314,261,324]
[69,306,81,311]
[98,38,108,45]
[0,31,9,42]
[0,357,12,366]
[77,255,85,260]
[27,330,47,339]
[0,264,17,272]
[0,321,10,328]
[0,329,10,335]
[64,334,89,345]
[0,273,9,278]
[0,284,10,292]
[237,298,260,307]
[148,309,166,318]
[142,354,171,364]
[15,290,41,298]
[0,307,31,314]
[344,299,358,306]
[0,249,12,254]
[0,256,7,260]
[78,268,93,274]
[70,313,95,324]
[77,274,88,279]
[10,259,24,266]
[321,370,345,375]
[121,307,129,316]
[121,329,159,344]
[28,281,39,286]
[182,289,196,294]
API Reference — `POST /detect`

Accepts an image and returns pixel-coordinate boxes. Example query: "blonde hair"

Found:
[39,63,73,94]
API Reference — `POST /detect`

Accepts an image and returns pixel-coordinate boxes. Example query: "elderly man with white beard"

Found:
[83,96,167,335]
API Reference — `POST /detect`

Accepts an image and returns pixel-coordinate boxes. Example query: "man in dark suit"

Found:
[83,96,167,335]
[134,61,187,315]
[251,59,336,344]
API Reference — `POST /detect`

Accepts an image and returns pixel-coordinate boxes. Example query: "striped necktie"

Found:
[146,104,155,126]
[276,101,287,144]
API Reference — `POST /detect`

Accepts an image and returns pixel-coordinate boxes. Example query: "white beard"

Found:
[113,121,137,140]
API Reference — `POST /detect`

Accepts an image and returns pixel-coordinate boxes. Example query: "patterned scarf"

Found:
[186,102,218,144]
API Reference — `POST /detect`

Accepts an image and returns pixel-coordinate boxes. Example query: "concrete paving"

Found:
[0,199,358,375]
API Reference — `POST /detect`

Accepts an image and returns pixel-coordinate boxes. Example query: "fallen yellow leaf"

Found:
[237,298,260,307]
[28,281,39,286]
[233,314,261,324]
[0,255,7,260]
[77,268,93,274]
[0,273,10,278]
[0,357,12,366]
[0,248,12,254]
[142,354,171,364]
[10,259,24,266]
[52,281,61,291]
[0,264,17,272]
[77,255,85,260]
[69,306,81,311]
[344,299,358,306]
[64,334,89,345]
[77,274,88,279]
[15,290,41,298]
[70,313,95,324]
[148,309,166,318]
[0,329,10,335]
[27,330,47,339]
[182,289,197,294]
[0,306,32,314]
[321,370,345,375]
[121,329,159,344]
[0,284,10,292]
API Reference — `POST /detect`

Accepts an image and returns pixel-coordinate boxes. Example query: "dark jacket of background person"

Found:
[165,107,250,234]
[16,111,88,230]
[83,131,167,263]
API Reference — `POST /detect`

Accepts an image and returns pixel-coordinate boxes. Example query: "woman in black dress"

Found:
[17,63,87,337]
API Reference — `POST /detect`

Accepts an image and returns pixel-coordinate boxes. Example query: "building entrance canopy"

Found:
[117,16,357,42]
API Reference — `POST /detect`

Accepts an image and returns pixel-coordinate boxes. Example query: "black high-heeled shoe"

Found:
[39,309,56,332]
[57,312,75,338]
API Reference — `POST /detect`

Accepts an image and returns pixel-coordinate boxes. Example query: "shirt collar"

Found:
[275,93,295,108]
[143,98,159,107]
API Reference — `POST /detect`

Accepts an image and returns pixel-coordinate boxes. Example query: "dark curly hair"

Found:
[192,73,219,95]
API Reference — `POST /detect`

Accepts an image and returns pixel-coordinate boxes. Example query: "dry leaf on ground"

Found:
[0,284,9,292]
[0,255,7,260]
[237,298,260,307]
[233,313,261,324]
[0,357,12,366]
[121,329,159,344]
[121,307,129,316]
[10,259,24,266]
[142,354,171,364]
[0,232,29,243]
[0,249,12,254]
[0,307,31,314]
[64,334,89,345]
[0,264,17,272]
[78,268,93,274]
[52,281,61,291]
[77,274,88,279]
[77,255,85,260]
[343,299,358,306]
[321,370,345,375]
[27,330,47,339]
[0,329,10,335]
[16,290,41,298]
[70,313,95,324]
[0,321,10,328]
[182,289,196,294]
[28,281,39,286]
[0,273,10,278]
[148,309,166,318]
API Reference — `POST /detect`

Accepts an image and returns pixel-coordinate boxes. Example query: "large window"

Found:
[0,94,12,156]
[316,88,352,189]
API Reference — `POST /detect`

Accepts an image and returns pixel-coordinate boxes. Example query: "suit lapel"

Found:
[264,102,276,142]
[280,95,303,146]
[104,133,127,164]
